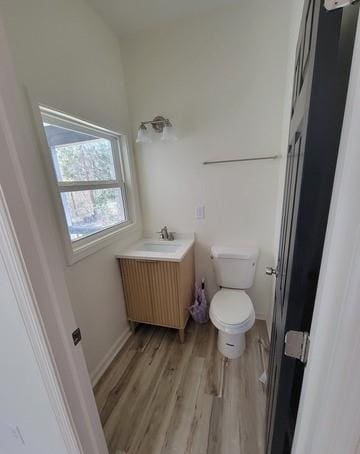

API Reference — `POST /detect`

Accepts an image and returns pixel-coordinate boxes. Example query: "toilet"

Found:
[209,246,259,359]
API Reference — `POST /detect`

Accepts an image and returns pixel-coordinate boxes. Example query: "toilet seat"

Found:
[210,289,255,335]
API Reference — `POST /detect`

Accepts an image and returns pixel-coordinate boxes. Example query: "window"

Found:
[40,107,132,261]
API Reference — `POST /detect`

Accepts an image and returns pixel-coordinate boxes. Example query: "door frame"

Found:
[0,185,82,452]
[292,11,360,453]
[0,13,108,454]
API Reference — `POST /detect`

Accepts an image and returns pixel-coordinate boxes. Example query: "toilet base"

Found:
[217,330,246,359]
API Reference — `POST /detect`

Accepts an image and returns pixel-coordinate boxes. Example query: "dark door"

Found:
[266,2,359,453]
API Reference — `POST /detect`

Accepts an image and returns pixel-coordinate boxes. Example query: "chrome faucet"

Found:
[157,226,175,241]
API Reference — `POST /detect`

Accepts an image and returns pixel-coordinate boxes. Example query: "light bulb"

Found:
[136,124,152,144]
[161,120,178,142]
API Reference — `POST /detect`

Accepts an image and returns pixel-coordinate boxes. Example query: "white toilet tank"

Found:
[211,246,259,289]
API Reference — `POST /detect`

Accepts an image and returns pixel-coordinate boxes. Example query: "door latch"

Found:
[284,331,310,364]
[265,266,278,276]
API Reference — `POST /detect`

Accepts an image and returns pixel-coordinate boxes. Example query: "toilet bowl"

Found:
[210,289,255,359]
[210,245,259,359]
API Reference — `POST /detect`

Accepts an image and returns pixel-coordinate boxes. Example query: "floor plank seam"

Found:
[95,320,269,454]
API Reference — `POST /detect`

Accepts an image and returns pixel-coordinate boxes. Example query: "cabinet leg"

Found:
[129,321,137,334]
[178,328,185,344]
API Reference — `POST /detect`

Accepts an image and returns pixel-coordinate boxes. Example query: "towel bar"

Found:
[203,155,280,165]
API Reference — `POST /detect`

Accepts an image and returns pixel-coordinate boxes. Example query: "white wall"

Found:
[0,0,142,378]
[121,0,297,319]
[0,16,108,450]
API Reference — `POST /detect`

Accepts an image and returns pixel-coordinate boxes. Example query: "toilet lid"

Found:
[211,289,253,325]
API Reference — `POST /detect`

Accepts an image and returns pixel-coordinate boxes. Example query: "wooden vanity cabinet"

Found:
[118,246,194,342]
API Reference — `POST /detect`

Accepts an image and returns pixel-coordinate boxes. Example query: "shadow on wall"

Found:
[194,240,217,297]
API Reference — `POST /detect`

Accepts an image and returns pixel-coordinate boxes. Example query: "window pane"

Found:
[42,121,116,182]
[61,188,126,241]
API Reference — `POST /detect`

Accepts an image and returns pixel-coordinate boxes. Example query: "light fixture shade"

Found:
[161,121,178,142]
[136,125,152,144]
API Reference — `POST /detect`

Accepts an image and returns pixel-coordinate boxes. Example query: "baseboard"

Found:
[255,312,267,321]
[90,327,131,387]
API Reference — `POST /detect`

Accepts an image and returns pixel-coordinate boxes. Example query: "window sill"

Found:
[66,221,140,265]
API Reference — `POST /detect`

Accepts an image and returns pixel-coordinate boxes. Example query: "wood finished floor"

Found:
[94,320,269,454]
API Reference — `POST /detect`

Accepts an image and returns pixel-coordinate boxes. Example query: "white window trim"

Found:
[32,103,139,265]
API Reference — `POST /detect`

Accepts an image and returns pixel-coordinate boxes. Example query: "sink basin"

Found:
[116,237,194,262]
[138,242,181,253]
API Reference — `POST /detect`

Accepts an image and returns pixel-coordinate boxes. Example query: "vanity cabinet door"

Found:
[119,247,194,333]
[147,261,180,328]
[119,259,153,323]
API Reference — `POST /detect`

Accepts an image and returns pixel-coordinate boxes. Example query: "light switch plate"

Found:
[195,205,205,219]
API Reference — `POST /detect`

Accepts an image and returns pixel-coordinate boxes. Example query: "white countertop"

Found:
[116,236,194,262]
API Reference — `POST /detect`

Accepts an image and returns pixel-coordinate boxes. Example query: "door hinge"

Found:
[284,331,310,364]
[324,0,359,11]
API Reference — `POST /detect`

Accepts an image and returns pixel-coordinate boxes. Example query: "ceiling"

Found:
[86,0,240,37]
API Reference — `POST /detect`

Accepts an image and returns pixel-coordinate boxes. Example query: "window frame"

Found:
[38,105,137,264]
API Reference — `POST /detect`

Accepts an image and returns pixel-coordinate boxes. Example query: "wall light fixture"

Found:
[136,115,178,144]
